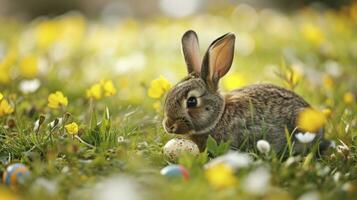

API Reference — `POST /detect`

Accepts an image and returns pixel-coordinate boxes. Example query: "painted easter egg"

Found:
[2,163,30,187]
[160,165,189,181]
[163,138,199,162]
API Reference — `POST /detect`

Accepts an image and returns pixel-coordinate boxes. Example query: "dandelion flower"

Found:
[65,122,79,135]
[147,76,171,99]
[205,163,237,188]
[256,140,271,154]
[343,92,355,104]
[101,80,116,97]
[295,132,316,144]
[86,83,102,100]
[20,54,39,78]
[301,23,325,45]
[48,91,68,109]
[0,99,14,117]
[297,108,326,133]
[0,92,3,101]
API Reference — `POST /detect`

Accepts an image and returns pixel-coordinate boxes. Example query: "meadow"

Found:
[0,3,357,200]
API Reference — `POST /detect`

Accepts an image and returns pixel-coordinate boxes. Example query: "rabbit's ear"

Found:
[201,33,235,91]
[182,30,201,74]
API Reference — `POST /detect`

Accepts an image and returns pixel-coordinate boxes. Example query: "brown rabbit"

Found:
[163,30,330,153]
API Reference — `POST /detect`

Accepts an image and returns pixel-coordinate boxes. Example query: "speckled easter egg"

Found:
[160,165,189,181]
[163,138,199,162]
[2,163,30,187]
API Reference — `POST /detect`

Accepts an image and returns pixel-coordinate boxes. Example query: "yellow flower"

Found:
[20,54,38,78]
[0,187,20,200]
[0,92,3,101]
[0,64,11,84]
[223,73,247,90]
[0,99,14,117]
[101,80,117,97]
[205,164,237,188]
[147,76,171,99]
[323,75,334,90]
[65,122,79,135]
[58,15,86,48]
[86,83,102,100]
[325,98,334,107]
[343,92,355,105]
[301,23,325,45]
[0,48,17,84]
[322,108,332,119]
[153,101,161,111]
[35,20,60,49]
[48,91,68,109]
[297,108,326,133]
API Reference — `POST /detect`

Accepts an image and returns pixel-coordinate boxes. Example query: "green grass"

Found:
[1,4,357,200]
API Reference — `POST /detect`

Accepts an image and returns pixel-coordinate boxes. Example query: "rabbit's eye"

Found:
[186,97,197,108]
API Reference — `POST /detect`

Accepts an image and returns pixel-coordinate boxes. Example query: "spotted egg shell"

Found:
[163,138,199,162]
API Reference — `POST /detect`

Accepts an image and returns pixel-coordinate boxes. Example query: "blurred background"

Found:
[0,0,356,106]
[0,0,353,20]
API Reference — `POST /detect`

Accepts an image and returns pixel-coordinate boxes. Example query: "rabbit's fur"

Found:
[163,30,329,153]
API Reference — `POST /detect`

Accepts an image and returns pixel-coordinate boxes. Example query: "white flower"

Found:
[295,132,316,144]
[34,119,40,132]
[93,175,141,200]
[19,79,40,94]
[114,52,146,74]
[333,172,341,183]
[204,151,252,170]
[342,182,353,192]
[48,117,63,129]
[329,141,336,148]
[324,60,341,77]
[243,167,271,195]
[317,166,330,176]
[284,156,302,167]
[297,191,320,200]
[31,177,58,196]
[117,136,125,143]
[256,140,271,154]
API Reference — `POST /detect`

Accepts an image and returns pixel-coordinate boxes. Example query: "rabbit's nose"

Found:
[163,119,177,133]
[168,124,177,133]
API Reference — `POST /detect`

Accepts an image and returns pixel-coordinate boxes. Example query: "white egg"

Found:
[163,138,199,162]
